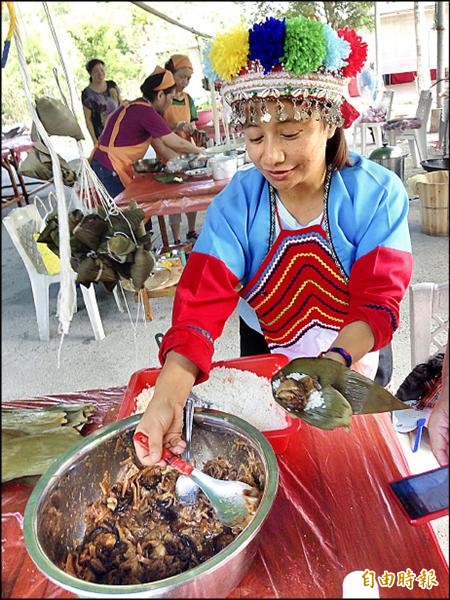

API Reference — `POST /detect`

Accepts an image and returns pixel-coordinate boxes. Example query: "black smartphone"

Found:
[389,465,449,525]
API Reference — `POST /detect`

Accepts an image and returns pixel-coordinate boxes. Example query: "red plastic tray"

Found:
[118,354,301,454]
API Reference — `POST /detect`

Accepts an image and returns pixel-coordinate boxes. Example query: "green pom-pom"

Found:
[282,17,326,75]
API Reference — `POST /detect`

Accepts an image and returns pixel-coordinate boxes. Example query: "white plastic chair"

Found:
[353,90,394,155]
[386,90,433,168]
[2,204,113,341]
[409,281,449,367]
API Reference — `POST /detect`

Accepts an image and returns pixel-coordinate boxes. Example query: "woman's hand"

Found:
[428,397,449,466]
[134,394,186,466]
[192,129,208,147]
[175,121,195,136]
[428,342,449,466]
[133,351,198,466]
[161,131,203,155]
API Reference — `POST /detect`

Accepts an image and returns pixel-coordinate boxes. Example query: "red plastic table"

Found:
[1,134,35,209]
[114,173,229,249]
[1,134,34,162]
[2,387,448,598]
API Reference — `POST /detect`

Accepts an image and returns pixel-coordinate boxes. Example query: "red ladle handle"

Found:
[133,431,193,475]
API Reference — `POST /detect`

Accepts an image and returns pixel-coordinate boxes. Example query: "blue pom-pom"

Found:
[249,18,286,74]
[323,24,350,72]
[202,42,220,82]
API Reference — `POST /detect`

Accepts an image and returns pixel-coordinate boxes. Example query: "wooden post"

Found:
[135,290,153,321]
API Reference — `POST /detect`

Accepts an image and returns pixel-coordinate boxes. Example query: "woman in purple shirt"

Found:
[81,59,123,145]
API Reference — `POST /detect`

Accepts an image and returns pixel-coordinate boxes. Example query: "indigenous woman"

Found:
[82,59,123,145]
[90,66,202,198]
[163,54,204,245]
[133,17,413,466]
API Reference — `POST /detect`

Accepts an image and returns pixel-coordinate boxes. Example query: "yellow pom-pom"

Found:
[210,25,249,81]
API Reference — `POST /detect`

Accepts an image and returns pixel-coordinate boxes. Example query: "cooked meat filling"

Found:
[63,455,262,585]
[274,374,321,411]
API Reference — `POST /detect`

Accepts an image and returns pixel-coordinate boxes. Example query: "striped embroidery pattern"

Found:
[267,307,345,344]
[246,231,350,348]
[261,278,349,326]
[246,232,346,303]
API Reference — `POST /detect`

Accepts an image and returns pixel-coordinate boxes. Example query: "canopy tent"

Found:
[129,1,212,39]
[128,0,222,144]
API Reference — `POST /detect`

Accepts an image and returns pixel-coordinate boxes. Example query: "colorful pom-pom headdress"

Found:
[205,16,368,129]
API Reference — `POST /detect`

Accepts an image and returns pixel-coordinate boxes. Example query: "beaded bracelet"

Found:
[322,346,353,367]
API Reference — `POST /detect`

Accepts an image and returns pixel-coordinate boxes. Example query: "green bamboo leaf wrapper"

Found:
[1,403,95,482]
[2,409,67,435]
[1,428,81,482]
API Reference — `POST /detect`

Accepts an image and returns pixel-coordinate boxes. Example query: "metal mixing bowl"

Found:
[24,411,278,598]
[133,159,165,173]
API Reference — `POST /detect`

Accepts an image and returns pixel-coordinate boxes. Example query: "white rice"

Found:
[134,367,289,431]
[304,389,325,411]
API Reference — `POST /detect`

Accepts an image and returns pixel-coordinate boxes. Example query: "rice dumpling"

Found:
[272,357,409,430]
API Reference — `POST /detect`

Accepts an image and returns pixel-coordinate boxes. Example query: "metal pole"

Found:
[374,2,382,79]
[435,1,445,109]
[129,1,212,39]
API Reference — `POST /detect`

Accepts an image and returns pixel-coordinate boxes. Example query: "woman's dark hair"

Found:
[140,72,175,102]
[326,127,352,171]
[164,58,175,73]
[86,59,105,82]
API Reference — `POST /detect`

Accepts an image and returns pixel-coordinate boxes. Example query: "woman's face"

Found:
[244,100,336,192]
[174,67,193,92]
[90,62,106,84]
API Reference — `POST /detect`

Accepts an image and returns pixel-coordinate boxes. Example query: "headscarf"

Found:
[141,66,176,97]
[169,54,193,71]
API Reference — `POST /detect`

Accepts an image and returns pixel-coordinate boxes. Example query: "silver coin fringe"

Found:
[228,96,344,130]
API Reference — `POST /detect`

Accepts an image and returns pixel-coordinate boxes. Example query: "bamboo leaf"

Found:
[1,428,81,483]
[1,403,95,481]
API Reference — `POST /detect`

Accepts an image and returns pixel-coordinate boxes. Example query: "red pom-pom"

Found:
[341,99,360,129]
[239,66,249,76]
[338,28,368,78]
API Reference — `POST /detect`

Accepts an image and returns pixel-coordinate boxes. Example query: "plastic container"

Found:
[117,354,301,454]
[209,154,238,180]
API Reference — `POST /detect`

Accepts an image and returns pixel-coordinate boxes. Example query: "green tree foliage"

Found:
[0,1,256,126]
[1,2,157,125]
[243,1,375,30]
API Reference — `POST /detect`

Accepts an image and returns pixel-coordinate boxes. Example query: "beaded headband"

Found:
[202,17,368,129]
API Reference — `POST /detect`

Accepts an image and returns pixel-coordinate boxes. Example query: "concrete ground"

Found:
[1,81,448,561]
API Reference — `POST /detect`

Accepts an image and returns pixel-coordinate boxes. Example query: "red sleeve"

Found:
[158,253,240,382]
[342,246,413,350]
